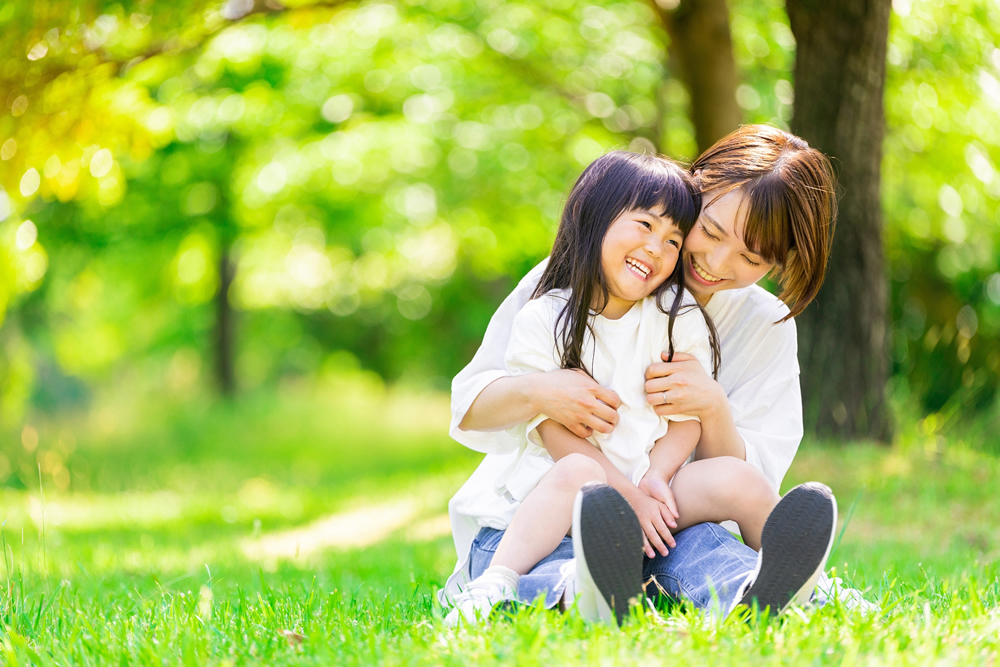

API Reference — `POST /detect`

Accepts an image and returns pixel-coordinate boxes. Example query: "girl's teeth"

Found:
[626,259,649,277]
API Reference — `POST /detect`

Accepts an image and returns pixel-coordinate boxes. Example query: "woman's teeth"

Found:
[625,258,651,279]
[692,260,723,283]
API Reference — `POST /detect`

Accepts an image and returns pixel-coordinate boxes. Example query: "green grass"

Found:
[1,374,999,664]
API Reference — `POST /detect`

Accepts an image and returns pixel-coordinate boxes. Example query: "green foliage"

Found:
[0,0,998,423]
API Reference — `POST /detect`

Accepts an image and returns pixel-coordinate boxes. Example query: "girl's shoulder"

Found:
[515,288,570,326]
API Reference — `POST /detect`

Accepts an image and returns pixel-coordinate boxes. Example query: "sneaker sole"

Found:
[735,482,837,616]
[572,484,643,626]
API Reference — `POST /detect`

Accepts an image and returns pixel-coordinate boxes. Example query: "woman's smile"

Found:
[688,257,724,285]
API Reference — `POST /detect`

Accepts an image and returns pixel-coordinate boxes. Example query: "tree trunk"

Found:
[787,0,892,441]
[651,0,742,154]
[215,242,236,396]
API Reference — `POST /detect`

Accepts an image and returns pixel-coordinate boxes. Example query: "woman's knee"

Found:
[549,453,606,488]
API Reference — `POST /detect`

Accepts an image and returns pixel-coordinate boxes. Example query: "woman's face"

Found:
[683,188,775,303]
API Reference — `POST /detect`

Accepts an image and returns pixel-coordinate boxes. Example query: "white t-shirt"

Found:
[494,288,711,505]
[440,259,802,604]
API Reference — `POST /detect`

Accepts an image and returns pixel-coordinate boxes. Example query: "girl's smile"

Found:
[599,206,683,319]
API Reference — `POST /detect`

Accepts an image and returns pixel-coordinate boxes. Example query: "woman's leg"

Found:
[491,453,607,574]
[668,457,780,550]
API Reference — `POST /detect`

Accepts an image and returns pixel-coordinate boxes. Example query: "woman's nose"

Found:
[704,247,730,275]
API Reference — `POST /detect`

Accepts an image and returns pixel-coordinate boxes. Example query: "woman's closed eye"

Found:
[699,222,719,240]
[743,255,760,267]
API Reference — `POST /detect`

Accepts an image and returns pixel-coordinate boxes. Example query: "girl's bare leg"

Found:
[668,457,780,550]
[490,453,607,574]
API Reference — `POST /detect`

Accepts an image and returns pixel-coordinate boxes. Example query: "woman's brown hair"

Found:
[691,124,837,321]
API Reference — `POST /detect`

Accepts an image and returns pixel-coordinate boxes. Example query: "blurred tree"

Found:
[651,0,741,153]
[788,0,893,440]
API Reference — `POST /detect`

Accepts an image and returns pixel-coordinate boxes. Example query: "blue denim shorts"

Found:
[468,522,757,612]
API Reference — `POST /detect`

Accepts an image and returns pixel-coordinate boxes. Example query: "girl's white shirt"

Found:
[495,288,710,506]
[440,259,802,605]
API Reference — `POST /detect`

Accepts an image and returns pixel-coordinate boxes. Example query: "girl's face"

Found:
[599,206,684,319]
[683,188,775,304]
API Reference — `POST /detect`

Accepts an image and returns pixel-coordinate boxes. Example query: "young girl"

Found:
[444,151,781,626]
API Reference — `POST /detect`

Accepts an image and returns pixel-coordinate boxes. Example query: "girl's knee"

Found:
[550,453,606,488]
[712,457,777,505]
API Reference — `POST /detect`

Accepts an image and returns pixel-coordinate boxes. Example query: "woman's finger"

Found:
[587,400,620,428]
[566,422,594,439]
[593,385,622,410]
[580,410,615,434]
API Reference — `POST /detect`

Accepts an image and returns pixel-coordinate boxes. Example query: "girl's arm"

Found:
[535,419,678,558]
[638,419,702,525]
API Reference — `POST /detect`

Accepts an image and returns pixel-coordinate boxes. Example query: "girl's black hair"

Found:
[532,150,721,378]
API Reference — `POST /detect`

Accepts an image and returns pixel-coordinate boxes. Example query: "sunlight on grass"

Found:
[0,378,998,663]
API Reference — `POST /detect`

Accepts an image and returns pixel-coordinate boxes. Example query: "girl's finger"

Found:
[660,505,677,530]
[662,491,680,519]
[644,522,668,557]
[653,516,675,551]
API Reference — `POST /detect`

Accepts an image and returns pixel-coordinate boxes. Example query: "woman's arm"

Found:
[643,352,746,460]
[643,314,803,491]
[459,371,621,437]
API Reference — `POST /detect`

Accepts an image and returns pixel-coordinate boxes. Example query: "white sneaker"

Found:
[571,483,644,626]
[444,569,519,627]
[729,482,838,617]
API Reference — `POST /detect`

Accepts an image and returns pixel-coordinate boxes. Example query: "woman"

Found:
[443,125,838,616]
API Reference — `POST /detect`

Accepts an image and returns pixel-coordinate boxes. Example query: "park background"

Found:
[0,0,999,663]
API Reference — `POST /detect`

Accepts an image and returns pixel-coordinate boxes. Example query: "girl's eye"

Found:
[668,239,681,248]
[638,220,652,230]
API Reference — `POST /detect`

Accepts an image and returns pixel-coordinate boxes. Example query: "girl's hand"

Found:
[644,352,727,419]
[530,369,622,439]
[638,471,679,528]
[623,487,677,557]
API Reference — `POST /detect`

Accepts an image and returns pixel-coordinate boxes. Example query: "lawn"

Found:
[1,374,998,664]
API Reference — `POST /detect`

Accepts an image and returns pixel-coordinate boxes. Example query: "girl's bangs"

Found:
[620,162,699,231]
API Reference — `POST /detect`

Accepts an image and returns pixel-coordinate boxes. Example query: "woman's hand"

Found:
[623,485,678,557]
[644,352,727,419]
[529,369,622,439]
